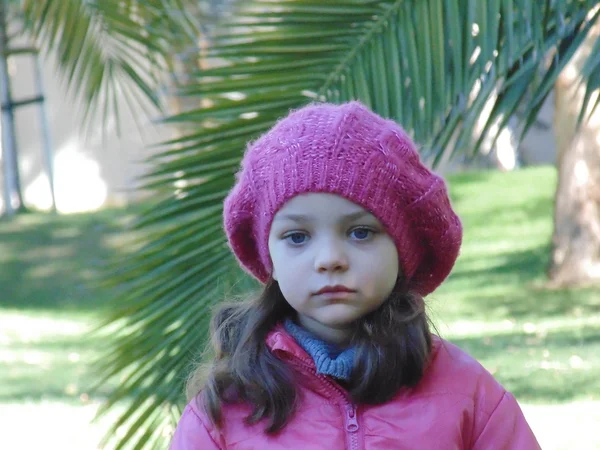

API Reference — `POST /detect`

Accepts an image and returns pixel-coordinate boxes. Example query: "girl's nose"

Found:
[314,238,349,273]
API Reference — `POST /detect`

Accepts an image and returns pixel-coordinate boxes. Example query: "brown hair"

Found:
[186,278,431,433]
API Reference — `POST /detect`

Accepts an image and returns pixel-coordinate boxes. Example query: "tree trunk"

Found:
[548,22,600,286]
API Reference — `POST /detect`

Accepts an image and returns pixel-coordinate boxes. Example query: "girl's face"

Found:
[268,193,399,345]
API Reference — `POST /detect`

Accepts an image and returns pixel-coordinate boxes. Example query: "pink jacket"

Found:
[170,327,541,449]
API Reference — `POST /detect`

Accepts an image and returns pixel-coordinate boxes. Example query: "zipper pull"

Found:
[345,405,359,432]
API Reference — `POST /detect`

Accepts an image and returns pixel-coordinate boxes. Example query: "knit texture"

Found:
[223,101,462,296]
[283,320,355,380]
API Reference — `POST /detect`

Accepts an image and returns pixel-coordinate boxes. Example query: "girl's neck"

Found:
[296,314,352,347]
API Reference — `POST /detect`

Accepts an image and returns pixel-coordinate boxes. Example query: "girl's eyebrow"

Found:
[274,211,371,223]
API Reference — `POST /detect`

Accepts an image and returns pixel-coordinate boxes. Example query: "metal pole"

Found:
[33,55,56,212]
[0,0,17,215]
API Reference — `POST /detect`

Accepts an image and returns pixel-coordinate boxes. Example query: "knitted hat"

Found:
[223,101,462,296]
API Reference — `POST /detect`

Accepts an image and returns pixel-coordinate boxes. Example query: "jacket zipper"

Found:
[288,357,360,450]
[344,403,359,450]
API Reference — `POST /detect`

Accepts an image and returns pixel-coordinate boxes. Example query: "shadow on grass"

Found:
[443,244,600,321]
[0,208,137,312]
[453,245,549,282]
[449,325,600,403]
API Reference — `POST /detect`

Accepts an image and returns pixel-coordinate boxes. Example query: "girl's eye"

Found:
[350,227,375,240]
[284,232,308,245]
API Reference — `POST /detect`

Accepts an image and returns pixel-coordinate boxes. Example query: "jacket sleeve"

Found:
[471,391,541,450]
[169,404,222,450]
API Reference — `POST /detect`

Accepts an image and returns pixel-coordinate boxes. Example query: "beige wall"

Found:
[1,44,169,214]
[520,92,556,166]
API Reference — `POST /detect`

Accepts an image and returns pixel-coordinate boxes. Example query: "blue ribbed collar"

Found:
[283,319,355,381]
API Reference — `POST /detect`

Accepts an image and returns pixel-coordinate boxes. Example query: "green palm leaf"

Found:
[95,1,600,449]
[13,0,199,134]
[579,20,600,122]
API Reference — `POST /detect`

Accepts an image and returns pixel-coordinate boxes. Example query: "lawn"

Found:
[1,165,599,449]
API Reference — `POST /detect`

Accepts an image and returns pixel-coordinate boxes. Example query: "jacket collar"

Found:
[266,324,442,373]
[266,324,313,365]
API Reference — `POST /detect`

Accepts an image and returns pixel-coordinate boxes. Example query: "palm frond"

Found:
[16,0,200,135]
[579,16,600,123]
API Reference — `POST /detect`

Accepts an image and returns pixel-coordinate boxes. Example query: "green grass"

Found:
[0,208,138,406]
[432,167,600,406]
[0,208,138,313]
[1,165,599,449]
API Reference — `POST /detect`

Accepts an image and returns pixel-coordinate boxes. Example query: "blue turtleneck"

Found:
[283,319,355,381]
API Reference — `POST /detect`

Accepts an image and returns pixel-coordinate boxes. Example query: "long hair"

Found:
[186,278,431,433]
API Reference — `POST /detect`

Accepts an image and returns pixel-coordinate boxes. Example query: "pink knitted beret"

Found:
[223,101,462,296]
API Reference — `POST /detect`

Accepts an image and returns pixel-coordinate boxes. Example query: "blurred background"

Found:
[1,1,600,449]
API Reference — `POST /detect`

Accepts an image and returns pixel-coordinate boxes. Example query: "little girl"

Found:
[170,101,541,449]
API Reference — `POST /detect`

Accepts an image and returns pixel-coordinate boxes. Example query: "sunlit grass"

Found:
[0,312,102,402]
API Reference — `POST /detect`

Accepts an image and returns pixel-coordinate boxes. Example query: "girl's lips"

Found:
[314,285,355,295]
[316,290,356,301]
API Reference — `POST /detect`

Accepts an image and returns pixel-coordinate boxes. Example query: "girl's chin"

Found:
[316,314,362,329]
